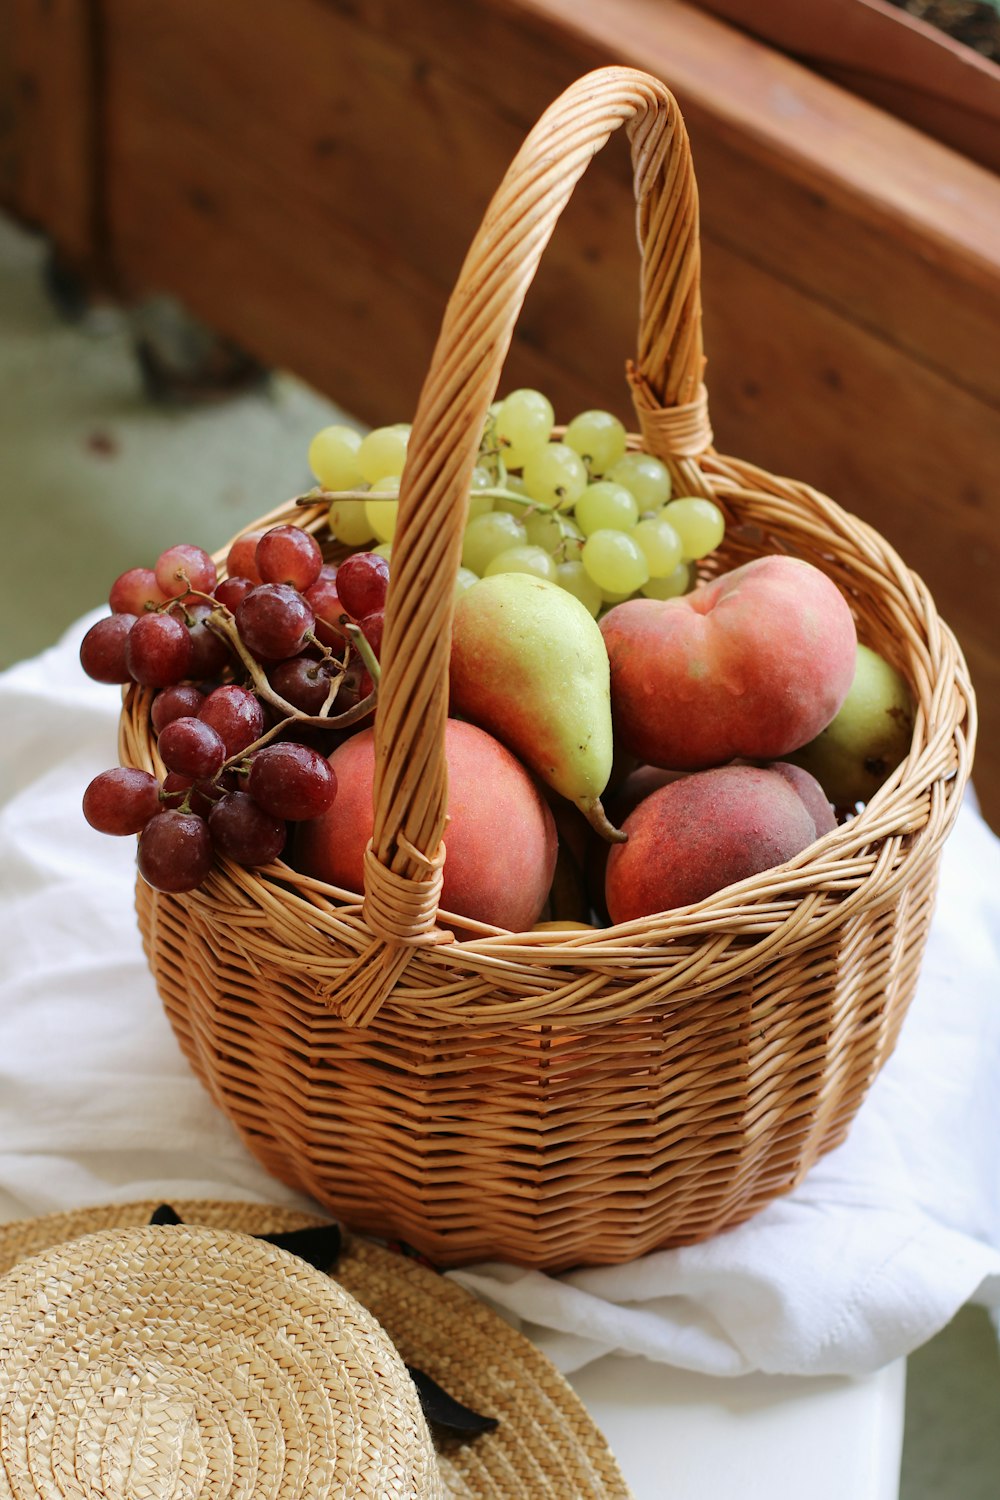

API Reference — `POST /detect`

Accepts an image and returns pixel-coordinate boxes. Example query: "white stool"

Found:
[573,1353,905,1498]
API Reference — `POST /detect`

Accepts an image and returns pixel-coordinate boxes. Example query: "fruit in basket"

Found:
[600,554,857,770]
[125,611,194,687]
[294,719,557,931]
[786,643,915,810]
[605,762,834,921]
[136,809,215,895]
[768,760,837,837]
[449,573,622,841]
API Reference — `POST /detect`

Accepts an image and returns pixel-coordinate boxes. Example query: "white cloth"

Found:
[2,613,999,1380]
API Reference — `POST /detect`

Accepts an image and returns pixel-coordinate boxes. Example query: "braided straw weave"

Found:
[0,1201,632,1499]
[119,67,975,1271]
[0,1225,443,1500]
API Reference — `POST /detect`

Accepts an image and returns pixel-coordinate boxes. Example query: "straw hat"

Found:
[0,1199,633,1499]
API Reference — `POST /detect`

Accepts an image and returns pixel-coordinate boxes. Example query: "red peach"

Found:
[294,720,557,932]
[605,762,829,922]
[600,555,857,770]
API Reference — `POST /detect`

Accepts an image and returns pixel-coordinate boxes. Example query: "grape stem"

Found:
[293,484,555,516]
[473,487,554,513]
[341,621,381,684]
[199,604,379,730]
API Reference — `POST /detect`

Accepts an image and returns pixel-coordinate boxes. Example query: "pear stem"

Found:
[579,796,628,844]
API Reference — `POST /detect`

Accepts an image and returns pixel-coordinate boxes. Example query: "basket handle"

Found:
[335,66,711,1025]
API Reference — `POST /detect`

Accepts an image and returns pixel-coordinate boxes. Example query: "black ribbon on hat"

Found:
[149,1204,498,1440]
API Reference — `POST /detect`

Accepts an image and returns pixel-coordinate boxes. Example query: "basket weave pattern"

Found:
[120,68,974,1272]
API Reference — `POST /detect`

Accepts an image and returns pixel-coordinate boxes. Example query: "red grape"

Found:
[226,529,266,585]
[109,567,168,615]
[151,684,205,735]
[185,601,234,679]
[269,656,341,714]
[198,684,266,756]
[213,576,255,613]
[157,716,227,779]
[125,611,194,687]
[83,768,161,835]
[335,551,389,619]
[235,584,315,661]
[256,524,323,591]
[137,810,213,892]
[209,792,286,866]
[331,657,370,714]
[155,543,217,600]
[161,770,229,819]
[303,568,346,647]
[80,614,137,684]
[247,742,337,820]
[352,609,384,699]
[356,609,384,660]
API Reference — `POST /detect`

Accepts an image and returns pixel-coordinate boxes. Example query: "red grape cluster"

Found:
[81,524,391,894]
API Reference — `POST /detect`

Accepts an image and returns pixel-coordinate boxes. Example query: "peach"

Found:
[768,759,837,837]
[599,555,857,770]
[294,719,557,932]
[605,762,833,922]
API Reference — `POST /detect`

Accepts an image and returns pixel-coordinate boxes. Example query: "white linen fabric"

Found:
[2,613,999,1379]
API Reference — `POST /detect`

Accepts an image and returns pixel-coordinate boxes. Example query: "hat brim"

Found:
[0,1199,633,1499]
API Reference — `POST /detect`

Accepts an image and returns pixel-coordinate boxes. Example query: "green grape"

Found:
[365,479,399,543]
[308,424,363,490]
[461,511,527,574]
[467,492,495,521]
[495,389,555,469]
[564,409,628,477]
[573,480,639,537]
[555,559,603,617]
[606,451,672,510]
[524,510,583,559]
[328,498,375,546]
[492,476,533,516]
[631,515,683,577]
[455,566,479,595]
[559,525,586,563]
[522,442,589,511]
[663,498,726,559]
[484,544,557,583]
[373,542,393,561]
[642,561,696,599]
[357,424,410,483]
[466,465,496,520]
[581,530,650,595]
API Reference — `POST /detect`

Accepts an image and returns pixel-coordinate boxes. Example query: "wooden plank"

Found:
[0,0,102,271]
[0,0,16,209]
[100,0,1000,408]
[100,97,603,427]
[694,0,1000,174]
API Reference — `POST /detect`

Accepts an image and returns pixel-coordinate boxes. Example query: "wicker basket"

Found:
[120,66,975,1274]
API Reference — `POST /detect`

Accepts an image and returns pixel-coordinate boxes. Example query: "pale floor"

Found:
[2,212,998,1497]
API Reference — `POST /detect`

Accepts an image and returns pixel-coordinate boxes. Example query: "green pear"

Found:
[450,573,623,841]
[788,643,915,809]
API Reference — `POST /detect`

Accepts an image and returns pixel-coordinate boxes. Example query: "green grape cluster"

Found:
[307,388,726,615]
